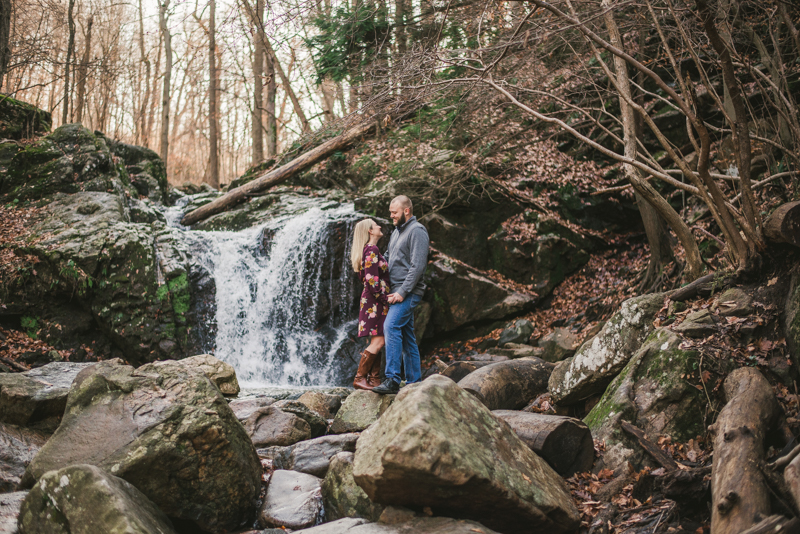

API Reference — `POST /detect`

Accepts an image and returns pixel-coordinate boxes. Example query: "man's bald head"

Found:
[390,195,413,212]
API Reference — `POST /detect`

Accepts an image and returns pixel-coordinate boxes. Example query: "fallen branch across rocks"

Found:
[620,421,679,472]
[710,367,779,534]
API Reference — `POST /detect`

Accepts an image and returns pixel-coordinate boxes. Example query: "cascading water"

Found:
[173,202,362,387]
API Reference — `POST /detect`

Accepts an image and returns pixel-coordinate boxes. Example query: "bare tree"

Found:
[137,0,152,147]
[159,0,172,164]
[250,0,264,165]
[62,0,76,124]
[0,0,11,90]
[73,13,93,124]
[208,0,219,188]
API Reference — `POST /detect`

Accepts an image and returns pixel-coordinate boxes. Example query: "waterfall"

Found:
[178,204,361,387]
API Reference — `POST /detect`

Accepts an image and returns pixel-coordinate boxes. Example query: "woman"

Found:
[350,218,390,390]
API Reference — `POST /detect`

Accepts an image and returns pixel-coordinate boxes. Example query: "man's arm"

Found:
[395,227,430,299]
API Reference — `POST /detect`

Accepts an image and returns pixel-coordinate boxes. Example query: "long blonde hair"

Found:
[351,219,376,272]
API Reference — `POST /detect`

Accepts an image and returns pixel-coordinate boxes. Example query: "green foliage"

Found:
[21,315,39,340]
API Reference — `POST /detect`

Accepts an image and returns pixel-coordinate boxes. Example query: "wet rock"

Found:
[244,406,313,447]
[322,452,385,522]
[584,329,704,471]
[178,354,240,395]
[272,434,359,477]
[0,423,48,492]
[0,362,92,429]
[272,400,328,437]
[353,375,580,534]
[498,320,534,347]
[427,252,536,333]
[538,328,578,362]
[457,359,554,410]
[229,397,277,421]
[296,391,343,419]
[0,491,26,534]
[548,292,667,406]
[330,391,395,434]
[259,470,323,530]
[492,411,593,476]
[672,309,716,338]
[21,359,261,533]
[714,288,754,317]
[18,464,177,534]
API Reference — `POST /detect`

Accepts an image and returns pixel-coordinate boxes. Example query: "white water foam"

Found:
[182,205,359,387]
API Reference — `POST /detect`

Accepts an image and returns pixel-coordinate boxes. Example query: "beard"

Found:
[395,212,407,226]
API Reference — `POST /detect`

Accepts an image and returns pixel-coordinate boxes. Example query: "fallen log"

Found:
[457,358,554,410]
[710,367,779,534]
[492,410,594,476]
[739,515,800,534]
[181,121,377,226]
[764,201,800,247]
[783,451,800,517]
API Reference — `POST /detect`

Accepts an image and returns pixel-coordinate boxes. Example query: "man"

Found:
[372,195,430,395]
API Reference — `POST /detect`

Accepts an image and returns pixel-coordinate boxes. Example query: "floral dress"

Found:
[358,244,390,337]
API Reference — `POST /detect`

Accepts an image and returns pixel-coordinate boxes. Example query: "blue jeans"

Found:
[384,293,422,385]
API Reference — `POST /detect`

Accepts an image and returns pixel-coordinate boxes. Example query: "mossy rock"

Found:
[0,95,51,140]
[584,328,705,471]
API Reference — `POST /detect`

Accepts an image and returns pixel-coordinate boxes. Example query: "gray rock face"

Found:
[17,464,177,534]
[21,359,261,533]
[353,375,580,534]
[427,253,536,333]
[273,434,359,477]
[244,406,313,447]
[272,400,328,437]
[0,362,92,429]
[259,470,323,530]
[178,354,240,395]
[548,292,667,406]
[584,329,704,471]
[672,309,717,337]
[322,452,385,522]
[330,391,395,434]
[296,391,343,419]
[0,423,48,492]
[457,359,554,410]
[538,328,578,362]
[714,287,754,317]
[294,513,500,533]
[492,411,593,476]
[229,397,276,421]
[498,320,534,347]
[0,491,26,534]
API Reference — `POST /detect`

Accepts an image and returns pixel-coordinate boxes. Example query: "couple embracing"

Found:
[348,195,429,395]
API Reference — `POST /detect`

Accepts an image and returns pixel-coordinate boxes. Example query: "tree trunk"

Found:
[208,0,219,188]
[137,0,152,148]
[265,47,277,157]
[251,0,264,166]
[181,120,377,225]
[710,368,778,534]
[62,0,76,125]
[73,15,93,124]
[159,0,172,166]
[0,0,11,91]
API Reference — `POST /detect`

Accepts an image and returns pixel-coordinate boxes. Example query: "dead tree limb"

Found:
[710,368,779,534]
[181,121,376,226]
[620,420,679,471]
[764,201,800,248]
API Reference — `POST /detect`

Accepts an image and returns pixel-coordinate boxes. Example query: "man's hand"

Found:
[387,293,404,304]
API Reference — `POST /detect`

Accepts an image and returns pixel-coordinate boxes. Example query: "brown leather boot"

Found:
[367,351,382,388]
[353,349,377,390]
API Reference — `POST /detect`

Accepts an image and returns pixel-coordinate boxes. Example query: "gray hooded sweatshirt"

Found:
[386,215,429,298]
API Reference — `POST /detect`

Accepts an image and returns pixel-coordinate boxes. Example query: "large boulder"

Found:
[353,375,580,534]
[229,396,276,421]
[549,292,667,405]
[272,434,359,477]
[17,464,177,534]
[244,406,313,447]
[497,319,535,347]
[322,452,385,522]
[178,354,240,395]
[457,359,554,410]
[0,423,49,492]
[426,252,536,333]
[272,400,328,436]
[0,96,51,140]
[538,328,578,363]
[0,491,26,534]
[330,391,395,434]
[296,391,343,419]
[21,359,261,532]
[295,510,500,533]
[0,362,92,430]
[259,470,324,530]
[584,329,704,471]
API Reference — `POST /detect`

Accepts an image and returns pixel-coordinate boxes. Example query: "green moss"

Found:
[583,359,636,430]
[21,315,39,339]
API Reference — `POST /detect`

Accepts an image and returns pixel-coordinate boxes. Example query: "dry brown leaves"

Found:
[0,203,46,282]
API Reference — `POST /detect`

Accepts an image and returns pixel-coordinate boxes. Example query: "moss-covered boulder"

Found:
[584,329,704,471]
[21,359,262,532]
[353,375,580,534]
[549,291,668,406]
[177,354,239,395]
[0,96,51,140]
[330,391,395,434]
[100,133,169,204]
[0,124,137,203]
[322,452,385,522]
[18,464,177,534]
